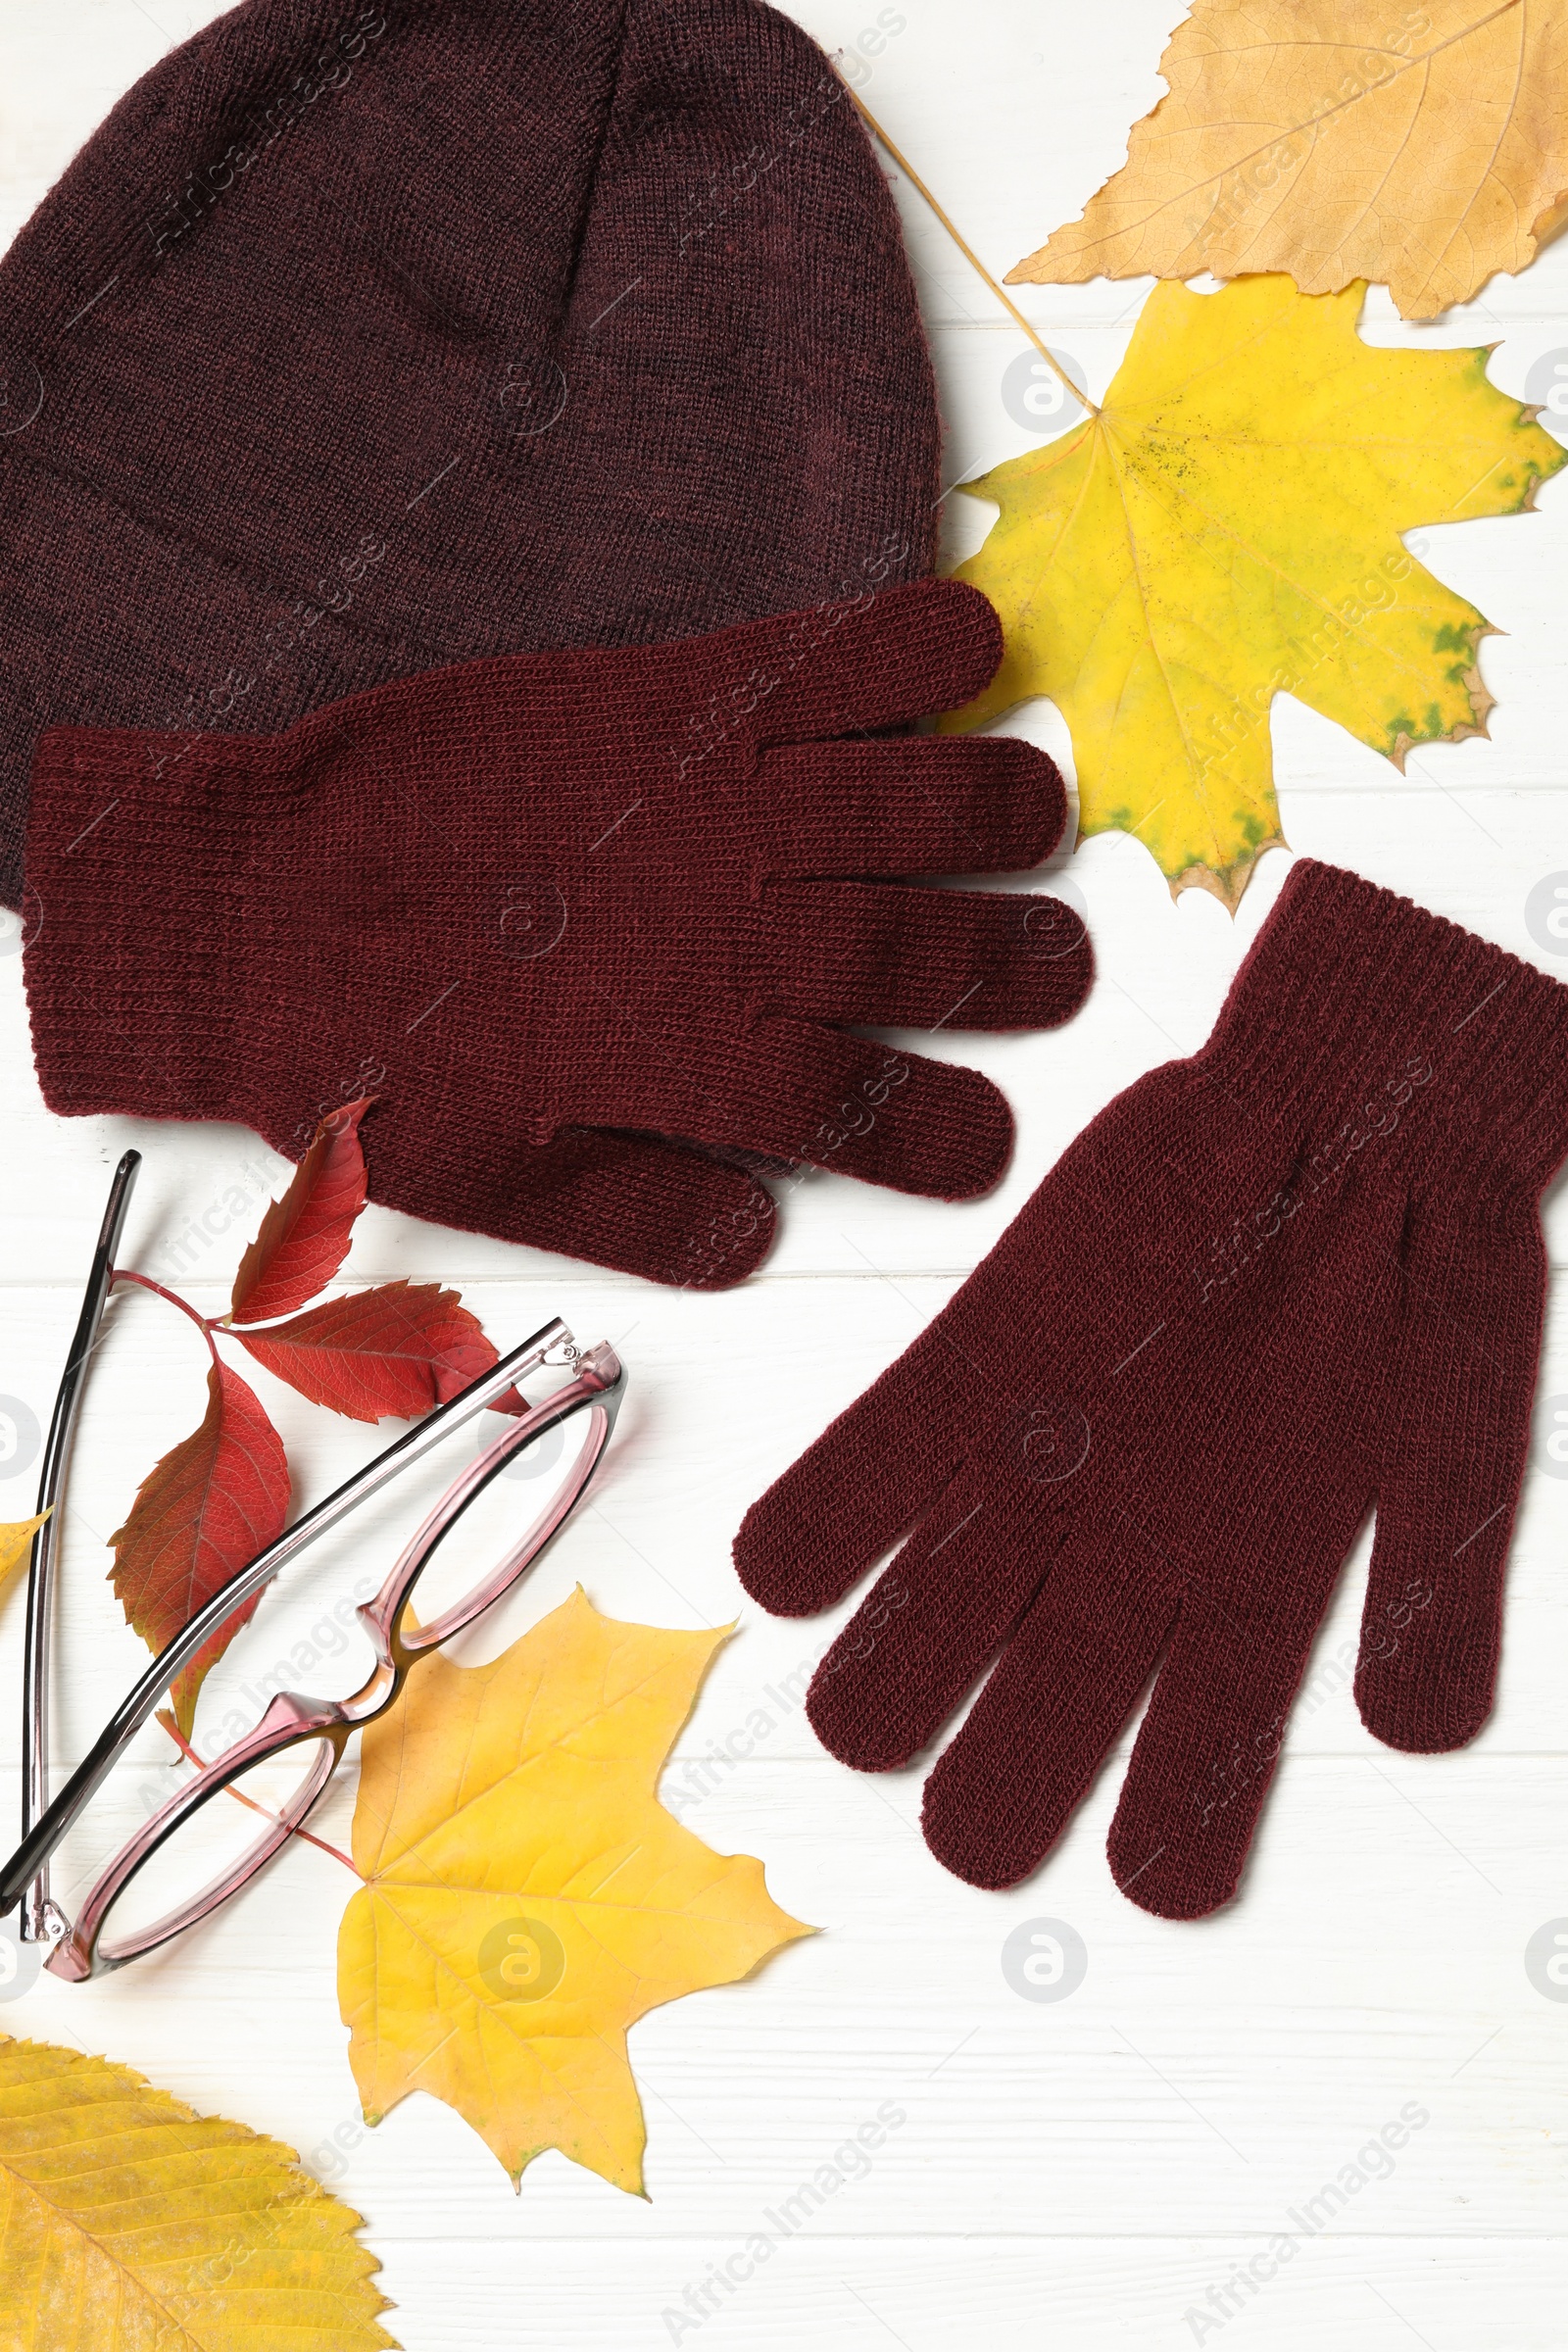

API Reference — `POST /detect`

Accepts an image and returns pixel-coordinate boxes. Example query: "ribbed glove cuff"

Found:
[23,721,283,1126]
[1200,859,1568,1197]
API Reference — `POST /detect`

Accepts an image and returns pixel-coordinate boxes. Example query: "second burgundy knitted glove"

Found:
[24,580,1090,1288]
[735,861,1568,1914]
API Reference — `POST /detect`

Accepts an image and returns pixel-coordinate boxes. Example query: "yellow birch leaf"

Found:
[338,1588,812,2196]
[0,2034,397,2350]
[941,275,1565,907]
[1009,0,1568,321]
[0,1514,46,1599]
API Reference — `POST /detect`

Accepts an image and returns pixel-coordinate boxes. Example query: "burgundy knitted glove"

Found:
[24,579,1090,1289]
[735,860,1568,1915]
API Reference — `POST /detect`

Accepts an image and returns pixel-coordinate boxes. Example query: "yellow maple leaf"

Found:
[0,1513,46,1598]
[941,275,1565,907]
[1009,0,1568,321]
[0,2034,397,2349]
[338,1588,812,2195]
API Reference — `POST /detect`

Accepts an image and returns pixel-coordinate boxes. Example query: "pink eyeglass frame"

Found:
[1,1152,625,1981]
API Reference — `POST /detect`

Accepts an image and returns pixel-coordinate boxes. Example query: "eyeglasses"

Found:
[1,1152,625,1981]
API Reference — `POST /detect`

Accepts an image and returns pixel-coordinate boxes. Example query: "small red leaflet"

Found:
[233,1282,504,1423]
[109,1363,291,1740]
[229,1099,370,1325]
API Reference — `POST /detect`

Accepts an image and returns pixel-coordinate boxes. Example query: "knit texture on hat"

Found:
[735,858,1568,1913]
[0,0,941,905]
[24,579,1092,1287]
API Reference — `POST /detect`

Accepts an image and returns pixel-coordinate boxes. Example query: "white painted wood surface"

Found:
[2,4,1566,2346]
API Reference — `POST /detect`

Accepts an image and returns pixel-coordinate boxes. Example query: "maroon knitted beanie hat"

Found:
[0,0,940,906]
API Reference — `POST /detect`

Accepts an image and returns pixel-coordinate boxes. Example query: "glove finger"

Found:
[757,736,1065,876]
[917,1523,1177,1889]
[696,579,1003,744]
[806,1459,1069,1771]
[1355,1200,1546,1753]
[360,1119,776,1291]
[630,1018,1016,1199]
[735,1367,969,1619]
[764,878,1092,1032]
[1104,1542,1353,1920]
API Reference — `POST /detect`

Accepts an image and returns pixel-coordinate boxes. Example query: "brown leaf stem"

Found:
[111,1267,220,1365]
[845,83,1101,418]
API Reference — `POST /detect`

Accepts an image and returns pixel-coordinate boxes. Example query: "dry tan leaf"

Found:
[1010,1,1568,319]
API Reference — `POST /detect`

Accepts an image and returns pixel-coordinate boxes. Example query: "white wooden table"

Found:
[2,5,1565,2346]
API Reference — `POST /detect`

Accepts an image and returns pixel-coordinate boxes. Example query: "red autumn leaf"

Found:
[232,1281,511,1422]
[110,1362,292,1739]
[229,1099,370,1326]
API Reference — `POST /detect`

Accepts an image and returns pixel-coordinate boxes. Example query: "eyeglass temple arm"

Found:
[21,1150,142,1942]
[2,1314,576,1923]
